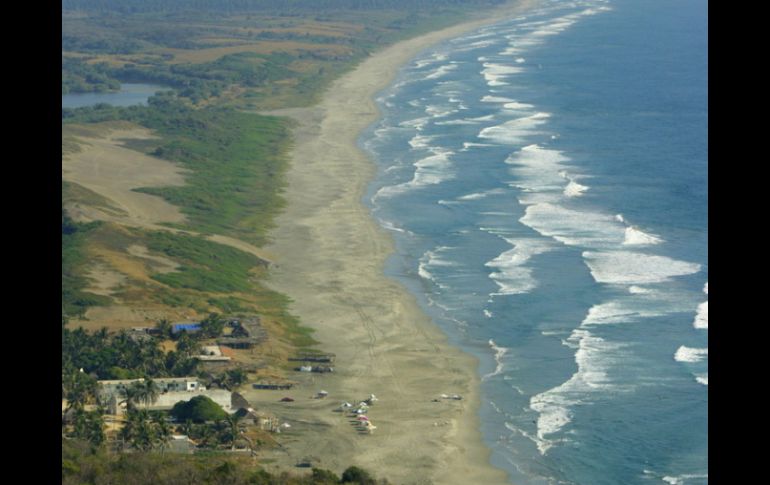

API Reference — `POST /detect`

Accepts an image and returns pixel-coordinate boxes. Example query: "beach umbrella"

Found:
[357,416,369,421]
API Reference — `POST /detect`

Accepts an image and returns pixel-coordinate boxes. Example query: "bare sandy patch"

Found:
[62,125,190,227]
[126,244,180,274]
[85,263,127,297]
[76,305,198,333]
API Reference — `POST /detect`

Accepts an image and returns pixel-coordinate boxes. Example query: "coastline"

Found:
[254,1,537,483]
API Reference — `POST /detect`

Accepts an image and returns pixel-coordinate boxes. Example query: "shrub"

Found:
[341,466,376,485]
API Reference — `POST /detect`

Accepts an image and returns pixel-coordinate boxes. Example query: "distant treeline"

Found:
[63,0,505,14]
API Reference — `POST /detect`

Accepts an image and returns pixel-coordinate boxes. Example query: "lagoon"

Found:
[62,83,170,109]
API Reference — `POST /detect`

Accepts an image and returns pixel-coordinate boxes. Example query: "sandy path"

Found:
[252,2,537,483]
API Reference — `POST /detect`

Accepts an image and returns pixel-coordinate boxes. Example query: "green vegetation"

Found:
[63,57,122,94]
[62,0,505,107]
[64,98,292,245]
[145,232,265,292]
[62,323,199,380]
[63,438,390,484]
[119,409,173,451]
[62,210,112,318]
[171,395,228,423]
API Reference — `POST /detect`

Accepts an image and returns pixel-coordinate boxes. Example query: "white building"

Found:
[98,377,233,415]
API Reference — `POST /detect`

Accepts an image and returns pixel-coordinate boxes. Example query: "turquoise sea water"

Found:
[360,0,707,483]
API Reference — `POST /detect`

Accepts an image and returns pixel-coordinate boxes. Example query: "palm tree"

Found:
[121,379,160,411]
[119,382,144,412]
[151,412,172,453]
[138,379,160,408]
[120,409,156,452]
[223,413,243,451]
[72,409,106,447]
[176,332,201,358]
[227,368,248,389]
[64,370,98,412]
[155,318,172,339]
[201,312,224,338]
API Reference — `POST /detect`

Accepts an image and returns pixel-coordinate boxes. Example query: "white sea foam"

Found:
[674,346,708,363]
[461,142,496,151]
[563,178,589,197]
[425,105,457,118]
[417,247,456,289]
[582,302,645,325]
[483,309,493,318]
[629,285,653,294]
[374,148,454,199]
[662,474,709,484]
[458,192,488,201]
[500,46,524,56]
[481,62,525,86]
[434,119,481,126]
[485,237,553,295]
[693,301,708,329]
[399,116,430,130]
[457,188,505,201]
[482,62,525,75]
[703,282,708,294]
[582,251,702,285]
[468,114,497,122]
[695,374,708,386]
[482,339,509,380]
[479,113,550,145]
[520,203,625,247]
[482,95,515,103]
[425,63,458,80]
[378,219,411,234]
[408,134,434,149]
[530,327,626,454]
[503,101,535,110]
[467,39,497,49]
[623,226,664,245]
[515,57,526,63]
[413,52,447,69]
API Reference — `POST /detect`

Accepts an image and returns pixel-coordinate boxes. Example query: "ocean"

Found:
[359,0,708,484]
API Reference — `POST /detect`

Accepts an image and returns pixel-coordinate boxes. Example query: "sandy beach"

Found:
[243,1,537,483]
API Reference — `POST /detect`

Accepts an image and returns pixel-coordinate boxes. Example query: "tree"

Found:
[119,409,156,452]
[214,368,248,391]
[119,382,143,412]
[63,370,99,412]
[176,332,201,357]
[151,411,172,452]
[71,408,106,447]
[155,318,173,339]
[221,413,243,450]
[119,379,159,412]
[138,379,160,408]
[200,312,225,338]
[170,395,227,423]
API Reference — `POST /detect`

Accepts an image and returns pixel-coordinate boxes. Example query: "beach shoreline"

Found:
[252,2,537,483]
